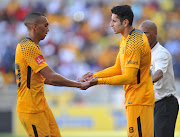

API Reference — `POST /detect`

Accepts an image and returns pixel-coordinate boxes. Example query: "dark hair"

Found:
[24,12,46,28]
[111,5,134,26]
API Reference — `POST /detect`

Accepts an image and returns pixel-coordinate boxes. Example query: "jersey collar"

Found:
[25,37,34,42]
[151,42,160,53]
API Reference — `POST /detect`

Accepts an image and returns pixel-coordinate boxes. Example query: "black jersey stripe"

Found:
[137,116,142,137]
[32,125,38,137]
[27,66,31,89]
[137,69,140,84]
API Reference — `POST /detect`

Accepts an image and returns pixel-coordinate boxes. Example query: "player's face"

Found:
[36,16,49,40]
[139,25,156,47]
[110,14,124,34]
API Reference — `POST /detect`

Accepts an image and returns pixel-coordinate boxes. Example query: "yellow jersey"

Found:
[94,29,155,106]
[15,38,48,113]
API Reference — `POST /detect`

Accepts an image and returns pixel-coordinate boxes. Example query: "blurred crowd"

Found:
[0,0,180,87]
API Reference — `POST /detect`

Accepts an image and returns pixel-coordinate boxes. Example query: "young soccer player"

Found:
[79,5,155,137]
[15,12,97,137]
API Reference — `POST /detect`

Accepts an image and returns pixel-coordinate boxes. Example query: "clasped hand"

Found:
[78,72,98,90]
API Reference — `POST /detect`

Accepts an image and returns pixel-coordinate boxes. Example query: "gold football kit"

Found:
[15,38,61,137]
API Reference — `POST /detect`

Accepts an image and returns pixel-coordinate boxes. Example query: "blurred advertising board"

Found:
[13,89,126,136]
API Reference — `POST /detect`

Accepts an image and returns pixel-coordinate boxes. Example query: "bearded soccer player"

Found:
[79,5,155,137]
[15,12,97,137]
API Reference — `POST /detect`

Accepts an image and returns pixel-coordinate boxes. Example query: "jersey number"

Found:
[15,64,21,89]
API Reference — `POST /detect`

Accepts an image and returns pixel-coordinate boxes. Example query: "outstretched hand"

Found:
[77,72,94,82]
[80,76,98,90]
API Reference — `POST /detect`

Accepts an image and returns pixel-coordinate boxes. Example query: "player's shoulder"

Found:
[127,29,144,43]
[129,29,143,38]
[126,29,144,48]
[19,38,36,48]
[19,38,39,51]
[130,28,143,35]
[18,38,41,57]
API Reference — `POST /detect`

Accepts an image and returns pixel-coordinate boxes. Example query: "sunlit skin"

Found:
[139,20,162,82]
[79,13,135,85]
[110,13,134,38]
[139,20,157,49]
[27,16,49,44]
[110,14,124,34]
[23,14,96,90]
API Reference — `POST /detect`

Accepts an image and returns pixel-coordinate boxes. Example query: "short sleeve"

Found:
[21,41,48,73]
[154,51,169,73]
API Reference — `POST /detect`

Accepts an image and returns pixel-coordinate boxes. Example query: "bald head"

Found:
[24,12,46,30]
[139,20,157,32]
[139,20,157,48]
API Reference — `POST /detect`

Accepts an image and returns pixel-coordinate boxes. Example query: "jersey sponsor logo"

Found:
[35,55,45,65]
[126,60,138,65]
[129,127,134,133]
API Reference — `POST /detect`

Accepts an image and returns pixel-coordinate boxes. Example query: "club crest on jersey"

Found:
[35,55,45,65]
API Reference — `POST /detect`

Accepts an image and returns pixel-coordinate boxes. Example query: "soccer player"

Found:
[79,5,155,137]
[139,20,179,137]
[14,12,97,137]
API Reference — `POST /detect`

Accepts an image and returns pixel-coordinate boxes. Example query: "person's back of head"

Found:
[111,5,134,26]
[24,12,46,30]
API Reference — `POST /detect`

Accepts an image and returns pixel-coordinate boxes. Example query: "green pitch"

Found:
[0,131,180,137]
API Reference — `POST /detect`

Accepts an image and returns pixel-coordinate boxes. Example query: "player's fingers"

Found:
[91,76,98,81]
[77,75,89,82]
[88,76,94,81]
[83,72,93,79]
[82,72,90,77]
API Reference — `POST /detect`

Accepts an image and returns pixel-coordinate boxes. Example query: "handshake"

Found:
[77,72,98,90]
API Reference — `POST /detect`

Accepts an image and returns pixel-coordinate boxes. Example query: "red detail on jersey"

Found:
[35,55,45,65]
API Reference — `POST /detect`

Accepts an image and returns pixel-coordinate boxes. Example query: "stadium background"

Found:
[0,0,180,136]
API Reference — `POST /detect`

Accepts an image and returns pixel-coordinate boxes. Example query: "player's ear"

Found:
[123,19,129,27]
[154,30,157,36]
[32,23,38,31]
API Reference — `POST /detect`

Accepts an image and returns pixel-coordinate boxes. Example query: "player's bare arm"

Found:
[81,76,98,90]
[152,69,163,83]
[40,66,90,89]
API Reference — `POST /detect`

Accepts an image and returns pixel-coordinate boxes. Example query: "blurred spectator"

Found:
[0,0,180,87]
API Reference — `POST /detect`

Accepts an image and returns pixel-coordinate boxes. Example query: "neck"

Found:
[151,41,158,49]
[122,26,134,39]
[27,32,40,44]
